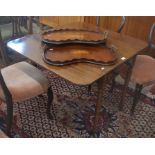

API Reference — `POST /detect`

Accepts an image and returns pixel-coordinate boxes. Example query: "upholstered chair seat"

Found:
[0,61,49,102]
[0,129,8,138]
[131,55,155,85]
[0,61,53,137]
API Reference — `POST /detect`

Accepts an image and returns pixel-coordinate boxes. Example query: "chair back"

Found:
[0,31,12,100]
[148,22,155,48]
[96,16,100,27]
[0,30,9,66]
[11,16,33,38]
[96,16,126,33]
[117,16,126,33]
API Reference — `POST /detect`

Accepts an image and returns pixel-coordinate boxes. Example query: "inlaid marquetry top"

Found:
[7,23,147,85]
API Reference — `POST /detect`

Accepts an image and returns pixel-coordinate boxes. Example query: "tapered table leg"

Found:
[119,57,136,110]
[93,76,107,136]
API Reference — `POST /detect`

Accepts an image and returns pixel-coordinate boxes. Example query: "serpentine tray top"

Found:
[42,28,108,45]
[42,28,118,66]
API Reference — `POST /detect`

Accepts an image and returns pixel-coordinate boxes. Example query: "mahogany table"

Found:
[7,23,147,136]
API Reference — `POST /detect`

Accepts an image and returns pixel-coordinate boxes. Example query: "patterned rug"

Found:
[0,70,155,138]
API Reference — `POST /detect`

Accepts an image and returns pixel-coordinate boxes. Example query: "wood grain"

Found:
[86,16,155,42]
[39,16,84,27]
[43,44,117,66]
[42,29,106,42]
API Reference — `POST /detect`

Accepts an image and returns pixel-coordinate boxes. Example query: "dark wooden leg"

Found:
[119,58,136,111]
[88,84,92,95]
[38,94,44,98]
[130,84,142,115]
[109,78,116,93]
[109,71,118,93]
[93,76,107,136]
[15,18,18,37]
[17,17,21,36]
[6,99,13,137]
[11,17,16,38]
[28,16,33,34]
[47,86,53,119]
[0,35,9,66]
[119,67,131,110]
[11,17,18,38]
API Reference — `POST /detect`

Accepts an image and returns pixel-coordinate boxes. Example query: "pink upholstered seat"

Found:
[0,129,8,138]
[0,61,49,102]
[131,55,155,85]
[150,84,155,94]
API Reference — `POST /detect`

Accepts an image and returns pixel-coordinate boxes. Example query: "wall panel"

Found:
[39,16,84,27]
[40,16,155,42]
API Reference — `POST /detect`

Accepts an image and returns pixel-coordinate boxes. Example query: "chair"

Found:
[11,16,40,38]
[0,31,53,137]
[96,16,100,27]
[117,16,126,33]
[0,17,35,41]
[0,17,41,66]
[110,22,155,115]
[11,16,32,38]
[0,30,9,66]
[130,54,155,114]
[0,129,8,138]
[0,17,12,41]
[95,16,126,32]
[0,17,32,66]
[7,17,34,65]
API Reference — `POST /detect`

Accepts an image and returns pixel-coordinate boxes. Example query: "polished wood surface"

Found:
[7,23,147,85]
[42,29,107,43]
[44,44,117,66]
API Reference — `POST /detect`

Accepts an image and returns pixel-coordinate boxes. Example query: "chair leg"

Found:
[130,84,142,115]
[47,86,53,119]
[6,100,13,137]
[38,94,44,98]
[109,78,116,93]
[109,71,118,93]
[88,84,92,95]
